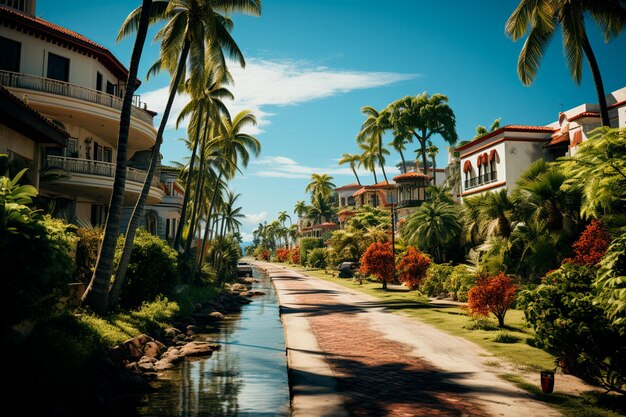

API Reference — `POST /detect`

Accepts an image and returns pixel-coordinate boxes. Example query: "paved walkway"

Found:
[252,261,562,417]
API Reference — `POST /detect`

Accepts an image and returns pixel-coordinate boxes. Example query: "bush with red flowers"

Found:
[467,273,517,328]
[359,242,394,289]
[563,220,610,266]
[397,247,431,290]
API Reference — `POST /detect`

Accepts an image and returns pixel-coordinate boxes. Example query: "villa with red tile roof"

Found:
[0,0,182,240]
[456,86,626,200]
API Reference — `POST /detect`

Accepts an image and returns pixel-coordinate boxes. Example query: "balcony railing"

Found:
[46,155,160,187]
[464,171,498,191]
[0,70,153,125]
[397,199,425,208]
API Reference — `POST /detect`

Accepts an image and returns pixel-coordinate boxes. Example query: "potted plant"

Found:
[540,370,555,394]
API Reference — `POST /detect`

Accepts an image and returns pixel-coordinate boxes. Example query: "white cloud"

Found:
[251,155,399,180]
[242,211,268,225]
[240,231,255,242]
[141,58,418,134]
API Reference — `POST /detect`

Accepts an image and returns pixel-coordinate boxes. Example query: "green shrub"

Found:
[75,227,103,283]
[445,264,477,302]
[519,264,626,393]
[494,332,521,344]
[463,317,499,331]
[421,263,454,297]
[300,237,323,266]
[114,229,178,309]
[308,247,327,269]
[206,235,241,282]
[0,168,76,331]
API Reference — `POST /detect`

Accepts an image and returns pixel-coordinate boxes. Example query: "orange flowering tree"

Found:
[467,273,517,328]
[397,247,431,290]
[563,220,610,266]
[275,248,290,262]
[360,242,394,289]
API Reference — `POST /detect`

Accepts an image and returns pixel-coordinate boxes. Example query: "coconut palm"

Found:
[173,72,233,251]
[305,173,336,199]
[338,153,362,186]
[402,200,462,263]
[84,1,154,314]
[113,0,261,306]
[383,92,458,172]
[358,136,389,184]
[389,135,411,173]
[307,193,335,224]
[505,0,625,126]
[474,118,501,139]
[359,106,390,183]
[294,200,308,219]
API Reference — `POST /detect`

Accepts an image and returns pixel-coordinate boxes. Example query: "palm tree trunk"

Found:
[398,148,407,173]
[185,114,210,253]
[198,171,223,267]
[84,0,152,314]
[431,156,437,184]
[372,170,378,184]
[581,31,610,127]
[173,112,204,251]
[113,39,191,298]
[378,136,388,183]
[351,166,361,186]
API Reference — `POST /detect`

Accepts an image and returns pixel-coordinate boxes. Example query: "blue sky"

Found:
[38,1,626,240]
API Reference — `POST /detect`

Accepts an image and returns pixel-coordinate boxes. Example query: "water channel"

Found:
[137,267,290,416]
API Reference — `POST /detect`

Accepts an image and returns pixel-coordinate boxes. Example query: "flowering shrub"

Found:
[563,220,610,266]
[253,247,270,261]
[287,246,300,264]
[360,242,394,289]
[275,248,290,262]
[397,247,431,290]
[467,273,517,328]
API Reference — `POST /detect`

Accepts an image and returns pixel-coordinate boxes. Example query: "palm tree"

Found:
[389,135,411,173]
[307,193,335,224]
[426,141,439,184]
[358,136,389,184]
[359,106,390,183]
[383,92,458,172]
[402,200,462,263]
[479,189,516,238]
[505,1,625,126]
[474,118,501,139]
[294,200,308,219]
[305,173,336,198]
[338,153,362,186]
[173,72,232,251]
[84,0,154,315]
[114,0,261,304]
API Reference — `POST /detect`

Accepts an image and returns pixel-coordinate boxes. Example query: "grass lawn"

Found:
[271,263,626,417]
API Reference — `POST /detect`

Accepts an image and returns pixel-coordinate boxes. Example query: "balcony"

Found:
[464,171,498,191]
[0,70,153,125]
[397,199,425,208]
[46,155,160,187]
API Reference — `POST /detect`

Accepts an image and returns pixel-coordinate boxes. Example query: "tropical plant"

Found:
[474,118,501,138]
[338,153,362,186]
[360,241,395,289]
[358,134,389,184]
[445,264,477,302]
[299,237,324,266]
[389,135,410,173]
[383,92,458,172]
[358,106,390,183]
[307,247,327,269]
[402,201,462,263]
[307,193,335,224]
[563,219,610,266]
[426,141,439,183]
[305,173,336,199]
[75,227,104,283]
[505,1,626,126]
[467,273,517,328]
[397,247,431,290]
[421,263,454,297]
[478,189,515,238]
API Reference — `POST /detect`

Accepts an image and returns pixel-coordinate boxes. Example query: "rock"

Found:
[143,341,161,359]
[248,290,265,297]
[154,360,176,371]
[179,341,220,357]
[208,311,225,320]
[242,277,258,284]
[154,348,183,370]
[230,283,248,293]
[138,356,157,365]
[116,369,152,394]
[186,324,202,334]
[143,371,158,380]
[164,327,182,338]
[123,334,155,360]
[138,360,155,373]
[175,334,186,341]
[125,362,140,373]
[239,291,252,297]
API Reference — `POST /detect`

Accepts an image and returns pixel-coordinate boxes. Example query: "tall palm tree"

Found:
[173,72,232,251]
[389,135,410,173]
[426,141,439,184]
[307,193,335,224]
[474,118,501,139]
[478,189,515,238]
[505,0,625,126]
[358,136,389,184]
[84,0,154,315]
[305,173,336,198]
[294,200,308,219]
[383,92,458,172]
[359,106,390,183]
[402,200,462,263]
[338,153,362,186]
[114,0,261,303]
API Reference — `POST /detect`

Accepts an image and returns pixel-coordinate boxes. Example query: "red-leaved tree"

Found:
[563,220,610,266]
[275,248,290,262]
[360,242,394,290]
[288,246,300,264]
[397,247,431,290]
[467,273,517,328]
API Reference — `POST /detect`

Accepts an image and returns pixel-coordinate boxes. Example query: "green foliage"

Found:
[1,169,76,332]
[519,264,626,393]
[494,332,521,344]
[421,263,454,297]
[595,233,626,334]
[463,317,499,331]
[300,237,324,265]
[445,264,477,302]
[307,247,327,269]
[114,229,179,309]
[346,205,390,231]
[75,227,103,283]
[206,235,242,282]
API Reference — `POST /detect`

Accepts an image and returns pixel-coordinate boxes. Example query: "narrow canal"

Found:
[137,267,290,416]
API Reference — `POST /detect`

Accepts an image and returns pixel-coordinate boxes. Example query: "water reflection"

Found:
[137,269,290,417]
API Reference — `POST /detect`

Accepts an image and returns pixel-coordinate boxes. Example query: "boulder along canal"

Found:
[137,267,290,416]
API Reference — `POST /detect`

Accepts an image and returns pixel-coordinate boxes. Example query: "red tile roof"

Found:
[0,5,134,84]
[370,180,395,189]
[312,222,337,229]
[334,183,362,191]
[393,171,430,182]
[569,111,600,122]
[455,125,556,152]
[547,132,570,147]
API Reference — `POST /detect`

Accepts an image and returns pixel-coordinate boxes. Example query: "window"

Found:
[166,219,171,239]
[64,138,78,157]
[94,143,102,161]
[96,72,103,91]
[0,36,21,72]
[0,0,26,12]
[103,147,112,163]
[106,81,117,96]
[47,52,69,82]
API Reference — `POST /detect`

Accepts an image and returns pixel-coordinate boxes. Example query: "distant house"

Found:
[352,181,395,209]
[300,222,338,238]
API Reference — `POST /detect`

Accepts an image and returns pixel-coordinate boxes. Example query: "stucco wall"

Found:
[504,140,544,189]
[0,125,36,160]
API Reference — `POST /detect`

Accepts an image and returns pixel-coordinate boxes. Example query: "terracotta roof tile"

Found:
[334,183,362,191]
[455,125,556,152]
[393,171,430,182]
